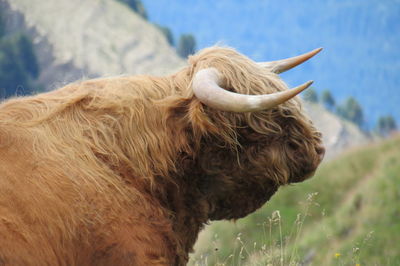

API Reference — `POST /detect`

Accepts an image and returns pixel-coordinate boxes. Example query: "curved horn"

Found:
[192,68,313,112]
[258,48,322,74]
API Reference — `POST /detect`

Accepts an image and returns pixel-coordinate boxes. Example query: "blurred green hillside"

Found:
[190,135,400,265]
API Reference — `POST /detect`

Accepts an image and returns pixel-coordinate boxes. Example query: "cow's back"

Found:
[0,83,179,265]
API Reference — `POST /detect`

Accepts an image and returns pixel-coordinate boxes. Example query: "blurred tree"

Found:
[321,89,335,110]
[0,34,39,98]
[17,34,39,78]
[0,40,31,98]
[155,24,174,46]
[376,115,397,136]
[302,87,318,103]
[177,34,196,58]
[119,0,147,19]
[336,97,364,128]
[0,9,5,38]
[0,87,5,99]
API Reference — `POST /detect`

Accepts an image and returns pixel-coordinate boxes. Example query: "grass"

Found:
[189,135,400,265]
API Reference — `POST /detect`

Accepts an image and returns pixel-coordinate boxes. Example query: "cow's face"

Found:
[184,47,324,220]
[193,108,324,220]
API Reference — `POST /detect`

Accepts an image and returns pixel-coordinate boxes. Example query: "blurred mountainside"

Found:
[0,0,184,90]
[1,0,369,158]
[305,103,368,159]
[141,0,400,128]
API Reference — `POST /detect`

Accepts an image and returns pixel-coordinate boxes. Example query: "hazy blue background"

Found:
[141,0,400,128]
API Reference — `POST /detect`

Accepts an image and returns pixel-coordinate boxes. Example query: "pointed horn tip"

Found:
[313,47,323,54]
[305,48,323,58]
[298,80,314,91]
[305,80,314,87]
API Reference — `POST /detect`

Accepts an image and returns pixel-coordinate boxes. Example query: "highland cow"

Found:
[0,47,324,265]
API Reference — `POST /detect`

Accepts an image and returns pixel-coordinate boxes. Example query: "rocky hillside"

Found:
[304,103,369,159]
[0,0,184,90]
[1,0,368,157]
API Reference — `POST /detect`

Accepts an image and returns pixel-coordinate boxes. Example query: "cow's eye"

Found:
[288,141,299,150]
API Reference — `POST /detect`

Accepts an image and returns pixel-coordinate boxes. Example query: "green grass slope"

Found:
[190,135,400,266]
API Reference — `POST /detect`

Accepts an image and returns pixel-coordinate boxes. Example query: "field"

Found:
[190,135,400,265]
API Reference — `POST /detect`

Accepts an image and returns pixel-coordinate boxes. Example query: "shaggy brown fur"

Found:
[0,47,324,265]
